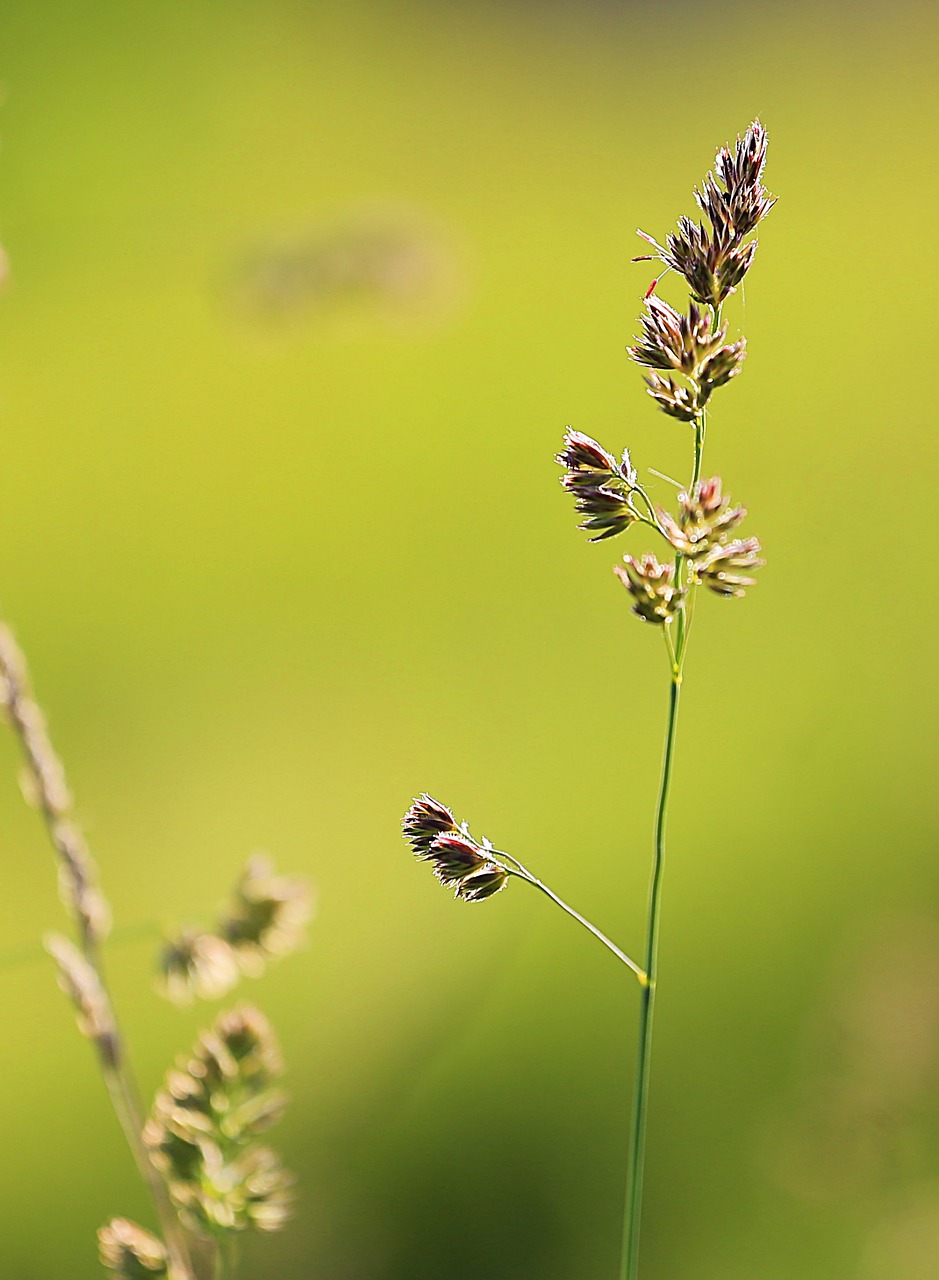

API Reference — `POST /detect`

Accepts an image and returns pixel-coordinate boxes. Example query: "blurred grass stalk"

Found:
[0,622,198,1280]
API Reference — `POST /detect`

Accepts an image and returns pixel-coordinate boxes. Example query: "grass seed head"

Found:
[660,219,759,307]
[628,297,727,376]
[571,484,638,541]
[699,338,746,395]
[456,863,509,902]
[696,118,776,240]
[555,429,619,477]
[219,856,312,976]
[692,536,765,597]
[427,833,489,886]
[642,372,700,422]
[145,1006,291,1237]
[658,477,748,559]
[45,933,119,1066]
[614,554,687,625]
[158,929,242,1005]
[640,120,774,306]
[403,797,511,903]
[402,793,459,856]
[98,1219,168,1278]
[556,429,640,540]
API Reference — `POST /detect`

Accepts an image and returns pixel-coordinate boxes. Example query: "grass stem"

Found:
[620,672,681,1280]
[620,341,712,1275]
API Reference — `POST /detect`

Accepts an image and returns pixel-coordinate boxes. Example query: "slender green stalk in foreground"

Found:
[404,119,774,1280]
[621,365,711,1280]
[499,849,647,982]
[622,669,680,1280]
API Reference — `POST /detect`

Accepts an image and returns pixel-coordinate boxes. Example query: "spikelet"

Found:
[0,624,110,944]
[556,429,640,541]
[98,1219,168,1279]
[157,929,242,1005]
[692,537,765,597]
[144,1006,292,1236]
[613,555,687,625]
[45,933,119,1066]
[628,297,728,376]
[402,797,509,903]
[219,856,312,977]
[635,120,775,306]
[157,857,311,1004]
[629,298,746,422]
[657,477,747,559]
[401,793,460,856]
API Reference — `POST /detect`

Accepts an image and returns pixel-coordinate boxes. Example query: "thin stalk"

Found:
[498,854,646,983]
[674,411,705,666]
[662,621,679,678]
[621,308,718,1276]
[91,944,195,1280]
[692,412,705,490]
[629,484,663,531]
[97,1041,193,1273]
[222,1233,239,1280]
[673,408,701,661]
[620,672,681,1280]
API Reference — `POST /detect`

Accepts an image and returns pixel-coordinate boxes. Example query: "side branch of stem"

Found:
[497,854,646,983]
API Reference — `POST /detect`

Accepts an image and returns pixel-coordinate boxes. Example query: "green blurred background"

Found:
[1,1,938,1276]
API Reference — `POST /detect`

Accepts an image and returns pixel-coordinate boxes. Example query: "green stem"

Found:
[673,409,701,661]
[629,485,661,529]
[674,410,705,666]
[499,856,646,983]
[620,672,681,1280]
[92,947,195,1280]
[621,300,720,1276]
[213,1234,238,1280]
[692,412,705,490]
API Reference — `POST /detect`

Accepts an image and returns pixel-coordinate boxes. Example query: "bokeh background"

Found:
[1,1,938,1277]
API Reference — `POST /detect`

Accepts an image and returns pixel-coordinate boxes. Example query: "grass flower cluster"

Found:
[145,1007,292,1237]
[403,119,774,1279]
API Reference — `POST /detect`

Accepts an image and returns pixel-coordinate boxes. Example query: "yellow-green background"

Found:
[1,2,937,1277]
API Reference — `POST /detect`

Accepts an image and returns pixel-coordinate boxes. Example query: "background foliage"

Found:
[1,2,937,1277]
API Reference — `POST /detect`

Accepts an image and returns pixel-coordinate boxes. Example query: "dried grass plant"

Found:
[0,624,311,1279]
[403,120,774,1280]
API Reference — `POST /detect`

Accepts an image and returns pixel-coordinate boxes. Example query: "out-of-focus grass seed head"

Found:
[98,1218,169,1279]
